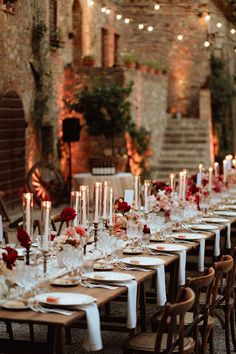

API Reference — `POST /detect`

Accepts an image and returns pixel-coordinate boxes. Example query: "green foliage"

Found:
[68,83,133,139]
[210,55,236,158]
[223,0,236,18]
[121,53,138,64]
[128,124,151,155]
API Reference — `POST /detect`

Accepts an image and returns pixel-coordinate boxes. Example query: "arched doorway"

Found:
[0,90,26,206]
[72,0,83,68]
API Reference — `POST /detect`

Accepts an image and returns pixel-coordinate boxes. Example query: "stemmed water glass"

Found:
[14,263,39,297]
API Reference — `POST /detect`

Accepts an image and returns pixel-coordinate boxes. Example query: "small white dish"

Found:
[51,277,79,287]
[84,271,135,283]
[3,300,29,310]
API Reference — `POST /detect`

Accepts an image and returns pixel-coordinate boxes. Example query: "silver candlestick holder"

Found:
[93,222,99,248]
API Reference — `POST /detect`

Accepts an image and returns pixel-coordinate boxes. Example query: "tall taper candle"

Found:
[209,167,213,191]
[94,182,100,223]
[102,181,108,219]
[223,159,227,183]
[109,187,113,226]
[214,162,219,177]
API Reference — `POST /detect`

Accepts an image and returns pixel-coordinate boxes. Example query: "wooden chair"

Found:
[152,267,215,354]
[51,215,69,236]
[211,254,235,354]
[122,287,196,354]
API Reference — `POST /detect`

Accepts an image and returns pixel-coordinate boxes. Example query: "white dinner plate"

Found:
[121,256,164,267]
[172,232,207,240]
[84,271,135,283]
[150,236,166,242]
[224,205,236,210]
[214,211,236,217]
[35,292,96,306]
[184,224,219,230]
[203,217,230,223]
[147,243,187,252]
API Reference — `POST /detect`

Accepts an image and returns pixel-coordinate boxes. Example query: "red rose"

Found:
[202,178,208,187]
[153,181,166,191]
[60,207,76,222]
[164,186,172,194]
[143,225,150,234]
[75,226,87,237]
[2,247,18,270]
[117,201,131,214]
[17,227,31,249]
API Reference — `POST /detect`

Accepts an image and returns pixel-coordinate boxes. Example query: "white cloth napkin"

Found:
[116,280,137,329]
[198,239,205,272]
[76,302,102,351]
[178,250,186,285]
[155,264,167,306]
[0,215,3,242]
[214,229,220,257]
[226,223,231,249]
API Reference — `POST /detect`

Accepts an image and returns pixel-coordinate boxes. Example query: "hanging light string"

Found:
[91,0,236,49]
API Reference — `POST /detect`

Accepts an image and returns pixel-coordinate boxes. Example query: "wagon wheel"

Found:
[27,162,65,207]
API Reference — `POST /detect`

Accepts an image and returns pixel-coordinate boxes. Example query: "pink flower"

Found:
[75,226,87,237]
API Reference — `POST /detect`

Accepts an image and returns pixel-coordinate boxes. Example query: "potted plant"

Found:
[122,53,137,69]
[82,55,96,67]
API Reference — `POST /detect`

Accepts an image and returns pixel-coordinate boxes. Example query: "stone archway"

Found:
[72,0,83,68]
[0,90,26,206]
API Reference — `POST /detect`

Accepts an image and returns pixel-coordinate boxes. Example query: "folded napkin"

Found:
[155,264,167,306]
[226,223,231,249]
[214,229,220,257]
[198,239,205,272]
[178,250,186,286]
[76,302,102,351]
[116,280,137,329]
[0,215,3,243]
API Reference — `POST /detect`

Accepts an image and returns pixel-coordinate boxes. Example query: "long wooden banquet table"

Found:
[0,217,235,354]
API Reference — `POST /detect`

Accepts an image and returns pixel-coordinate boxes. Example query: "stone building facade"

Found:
[0,0,235,204]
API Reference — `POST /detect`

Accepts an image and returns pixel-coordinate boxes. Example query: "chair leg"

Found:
[225,309,232,354]
[5,322,13,340]
[65,327,72,345]
[209,328,215,354]
[29,324,35,342]
[230,308,236,351]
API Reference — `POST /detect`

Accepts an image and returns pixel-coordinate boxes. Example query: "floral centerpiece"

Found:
[53,226,89,252]
[0,247,20,302]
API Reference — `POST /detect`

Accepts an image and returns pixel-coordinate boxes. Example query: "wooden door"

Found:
[0,90,26,206]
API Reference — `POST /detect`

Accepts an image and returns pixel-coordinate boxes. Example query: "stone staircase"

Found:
[155,118,212,181]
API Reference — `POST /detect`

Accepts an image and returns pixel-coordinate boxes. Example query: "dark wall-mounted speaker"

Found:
[62,118,81,142]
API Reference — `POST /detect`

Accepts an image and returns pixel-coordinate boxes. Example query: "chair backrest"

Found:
[185,267,215,345]
[51,215,69,236]
[212,255,234,311]
[155,287,195,353]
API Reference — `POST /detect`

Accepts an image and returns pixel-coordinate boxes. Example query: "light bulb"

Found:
[116,14,122,20]
[231,28,236,34]
[138,24,144,30]
[101,7,106,13]
[204,41,210,47]
[105,8,111,14]
[147,26,154,32]
[177,34,183,41]
[124,18,130,24]
[154,3,160,10]
[88,0,94,6]
[205,14,211,21]
[216,22,222,28]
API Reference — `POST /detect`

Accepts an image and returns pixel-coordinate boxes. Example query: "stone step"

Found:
[160,150,207,157]
[162,143,209,150]
[163,138,209,144]
[164,132,209,138]
[158,161,201,168]
[166,119,208,126]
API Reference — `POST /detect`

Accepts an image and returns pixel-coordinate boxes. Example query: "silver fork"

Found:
[116,262,149,272]
[80,280,118,290]
[144,249,174,257]
[29,302,75,316]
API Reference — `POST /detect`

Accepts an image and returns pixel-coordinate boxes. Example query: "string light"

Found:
[116,14,122,20]
[124,18,130,24]
[177,34,183,41]
[204,13,211,21]
[154,2,160,11]
[88,0,94,7]
[138,24,144,30]
[204,41,210,47]
[147,26,154,32]
[101,7,106,13]
[216,22,222,28]
[105,8,111,15]
[231,28,236,34]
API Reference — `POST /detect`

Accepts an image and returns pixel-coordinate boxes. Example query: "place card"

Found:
[124,189,134,205]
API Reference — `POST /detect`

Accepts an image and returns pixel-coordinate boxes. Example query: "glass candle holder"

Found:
[40,201,51,251]
[71,191,81,227]
[22,193,33,238]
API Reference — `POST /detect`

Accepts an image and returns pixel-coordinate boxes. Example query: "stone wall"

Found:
[120,0,236,118]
